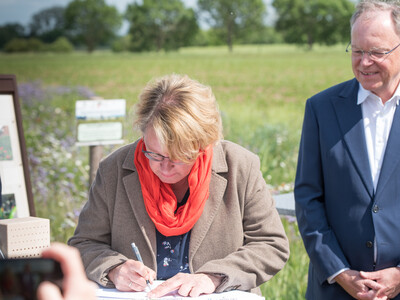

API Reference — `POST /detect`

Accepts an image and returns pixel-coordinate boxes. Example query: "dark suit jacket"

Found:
[295,78,400,300]
[69,139,289,294]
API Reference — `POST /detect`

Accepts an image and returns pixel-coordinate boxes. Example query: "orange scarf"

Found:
[134,138,213,236]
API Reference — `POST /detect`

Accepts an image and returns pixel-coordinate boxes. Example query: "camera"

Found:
[0,258,63,300]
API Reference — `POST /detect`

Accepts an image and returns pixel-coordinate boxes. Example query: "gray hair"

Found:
[350,0,400,36]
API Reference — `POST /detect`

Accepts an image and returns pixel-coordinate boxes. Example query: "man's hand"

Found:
[147,273,222,298]
[335,269,386,299]
[359,267,400,299]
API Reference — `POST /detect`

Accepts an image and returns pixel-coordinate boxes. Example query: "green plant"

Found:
[48,37,74,53]
[4,38,29,52]
[19,81,94,242]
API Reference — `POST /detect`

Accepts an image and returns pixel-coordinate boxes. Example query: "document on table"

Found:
[96,280,265,300]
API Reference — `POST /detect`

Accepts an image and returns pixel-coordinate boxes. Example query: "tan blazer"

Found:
[68,139,289,294]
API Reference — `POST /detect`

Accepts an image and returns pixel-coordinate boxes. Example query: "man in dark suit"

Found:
[295,1,400,299]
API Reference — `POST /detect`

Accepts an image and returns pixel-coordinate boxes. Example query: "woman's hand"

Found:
[147,273,222,298]
[107,260,156,292]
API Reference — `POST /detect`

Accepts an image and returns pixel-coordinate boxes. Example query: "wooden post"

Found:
[89,144,103,187]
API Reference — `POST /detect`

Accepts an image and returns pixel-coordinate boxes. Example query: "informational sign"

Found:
[0,75,35,218]
[75,99,126,146]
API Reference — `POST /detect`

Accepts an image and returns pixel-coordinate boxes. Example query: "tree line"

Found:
[0,0,355,53]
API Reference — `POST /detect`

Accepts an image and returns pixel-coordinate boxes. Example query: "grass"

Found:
[0,44,354,299]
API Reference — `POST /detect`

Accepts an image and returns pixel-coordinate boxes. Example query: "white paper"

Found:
[96,280,265,300]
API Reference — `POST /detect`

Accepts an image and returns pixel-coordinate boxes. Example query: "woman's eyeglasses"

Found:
[142,147,187,165]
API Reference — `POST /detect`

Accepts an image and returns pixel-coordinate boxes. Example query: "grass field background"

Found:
[0,44,354,299]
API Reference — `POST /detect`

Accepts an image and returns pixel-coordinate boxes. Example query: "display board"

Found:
[0,75,35,218]
[75,99,126,146]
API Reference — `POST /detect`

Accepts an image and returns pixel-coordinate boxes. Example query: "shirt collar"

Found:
[357,83,400,106]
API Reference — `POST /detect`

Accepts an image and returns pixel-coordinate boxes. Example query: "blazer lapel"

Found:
[331,79,374,198]
[122,143,157,267]
[375,103,400,195]
[189,143,228,261]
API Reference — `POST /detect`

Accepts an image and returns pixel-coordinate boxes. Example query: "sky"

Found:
[0,0,197,34]
[0,0,276,33]
[0,0,130,25]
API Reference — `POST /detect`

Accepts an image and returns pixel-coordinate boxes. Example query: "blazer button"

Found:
[366,241,373,248]
[372,205,379,213]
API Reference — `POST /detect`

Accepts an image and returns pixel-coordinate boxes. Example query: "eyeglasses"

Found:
[142,147,187,165]
[346,41,400,61]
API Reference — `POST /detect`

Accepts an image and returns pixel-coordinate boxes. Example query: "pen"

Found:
[131,242,152,291]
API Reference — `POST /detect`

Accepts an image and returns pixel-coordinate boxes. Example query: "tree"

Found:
[65,0,122,52]
[29,6,66,43]
[0,23,25,50]
[4,38,44,53]
[48,37,74,53]
[125,0,198,52]
[273,0,354,49]
[197,0,266,52]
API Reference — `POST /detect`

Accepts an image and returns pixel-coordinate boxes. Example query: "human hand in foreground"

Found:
[147,273,223,298]
[108,260,156,292]
[358,267,400,299]
[335,269,387,299]
[37,242,97,300]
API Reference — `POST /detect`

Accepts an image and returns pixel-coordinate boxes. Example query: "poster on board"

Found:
[0,75,35,218]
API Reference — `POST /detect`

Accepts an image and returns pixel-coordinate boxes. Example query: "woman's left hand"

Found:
[147,273,222,298]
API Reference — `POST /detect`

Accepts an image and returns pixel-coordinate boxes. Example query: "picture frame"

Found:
[0,74,35,218]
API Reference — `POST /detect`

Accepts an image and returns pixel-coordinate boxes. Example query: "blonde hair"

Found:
[134,74,223,163]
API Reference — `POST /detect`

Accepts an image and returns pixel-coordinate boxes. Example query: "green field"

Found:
[0,44,354,299]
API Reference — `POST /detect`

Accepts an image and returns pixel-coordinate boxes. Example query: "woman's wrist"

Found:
[205,273,225,290]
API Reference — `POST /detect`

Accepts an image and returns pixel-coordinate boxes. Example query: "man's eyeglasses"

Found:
[142,147,187,165]
[346,42,400,61]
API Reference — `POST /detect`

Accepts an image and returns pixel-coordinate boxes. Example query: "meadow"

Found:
[0,44,354,299]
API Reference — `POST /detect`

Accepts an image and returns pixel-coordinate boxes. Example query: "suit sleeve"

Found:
[294,98,350,284]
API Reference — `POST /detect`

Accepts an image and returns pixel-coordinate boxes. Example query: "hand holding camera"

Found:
[0,243,96,300]
[37,243,96,300]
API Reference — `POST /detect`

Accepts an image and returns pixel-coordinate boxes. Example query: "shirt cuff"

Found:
[327,268,350,284]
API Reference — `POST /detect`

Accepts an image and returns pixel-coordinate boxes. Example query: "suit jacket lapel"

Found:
[331,79,374,198]
[189,143,228,261]
[375,103,400,195]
